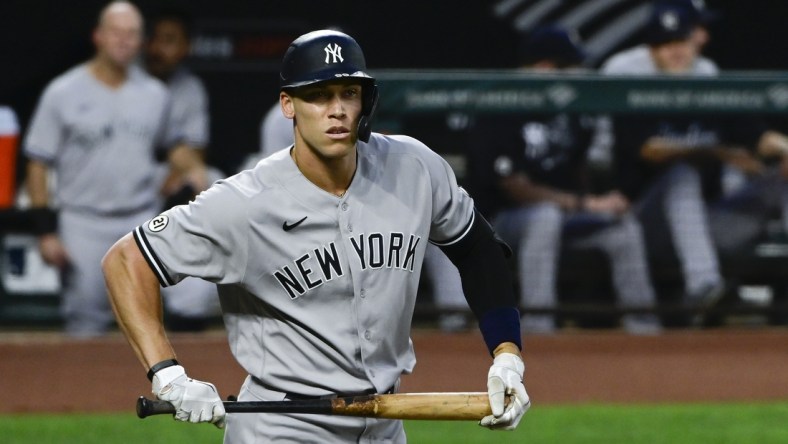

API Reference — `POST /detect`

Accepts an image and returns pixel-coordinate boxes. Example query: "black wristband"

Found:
[29,207,58,235]
[147,359,180,381]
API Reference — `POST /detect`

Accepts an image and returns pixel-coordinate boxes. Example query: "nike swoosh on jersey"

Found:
[282,216,308,232]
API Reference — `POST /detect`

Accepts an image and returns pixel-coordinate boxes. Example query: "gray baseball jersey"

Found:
[165,67,209,149]
[601,44,719,76]
[134,132,474,395]
[24,63,173,214]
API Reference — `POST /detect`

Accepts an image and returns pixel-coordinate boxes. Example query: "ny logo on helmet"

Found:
[324,43,344,64]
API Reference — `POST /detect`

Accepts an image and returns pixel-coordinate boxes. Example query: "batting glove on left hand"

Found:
[480,352,531,431]
[152,365,226,429]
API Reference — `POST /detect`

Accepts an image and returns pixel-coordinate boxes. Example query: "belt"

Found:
[284,385,396,400]
[251,376,396,401]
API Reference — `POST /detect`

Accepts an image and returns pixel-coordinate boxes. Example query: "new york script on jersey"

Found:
[273,231,421,299]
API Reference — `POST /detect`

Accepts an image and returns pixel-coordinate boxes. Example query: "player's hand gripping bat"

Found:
[137,392,508,421]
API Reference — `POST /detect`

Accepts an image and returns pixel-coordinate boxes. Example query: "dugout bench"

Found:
[0,208,61,326]
[379,70,788,327]
[3,72,788,328]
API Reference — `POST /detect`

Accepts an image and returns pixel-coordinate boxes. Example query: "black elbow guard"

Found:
[437,209,512,262]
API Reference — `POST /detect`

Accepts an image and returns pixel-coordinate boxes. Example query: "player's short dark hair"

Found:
[517,25,586,68]
[148,1,194,39]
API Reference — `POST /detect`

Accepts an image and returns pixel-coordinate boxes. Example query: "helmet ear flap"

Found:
[357,83,379,143]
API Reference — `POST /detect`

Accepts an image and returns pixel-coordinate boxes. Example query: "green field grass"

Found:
[2,402,786,443]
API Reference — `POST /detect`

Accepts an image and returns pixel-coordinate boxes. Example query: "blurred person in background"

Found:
[144,2,221,331]
[601,1,788,325]
[467,25,662,335]
[22,1,200,336]
[602,0,719,75]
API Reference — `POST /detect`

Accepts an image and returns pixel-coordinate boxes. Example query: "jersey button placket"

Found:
[338,200,352,233]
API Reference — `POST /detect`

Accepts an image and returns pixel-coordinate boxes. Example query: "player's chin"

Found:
[321,136,357,154]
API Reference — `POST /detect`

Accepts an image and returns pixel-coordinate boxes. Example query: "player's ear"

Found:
[280,91,295,120]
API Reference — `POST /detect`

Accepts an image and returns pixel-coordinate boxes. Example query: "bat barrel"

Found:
[367,393,493,420]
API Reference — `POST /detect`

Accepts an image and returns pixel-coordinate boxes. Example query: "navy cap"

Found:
[644,3,697,45]
[518,25,587,67]
[657,0,720,24]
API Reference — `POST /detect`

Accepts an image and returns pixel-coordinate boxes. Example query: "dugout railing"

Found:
[371,70,788,327]
[2,72,788,327]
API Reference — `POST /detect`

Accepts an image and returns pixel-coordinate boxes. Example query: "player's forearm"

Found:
[167,144,208,189]
[102,234,176,371]
[26,160,50,207]
[499,175,579,210]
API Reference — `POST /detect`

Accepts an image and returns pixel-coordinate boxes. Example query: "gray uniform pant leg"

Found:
[224,376,406,444]
[709,168,788,250]
[636,163,722,294]
[423,244,464,310]
[59,208,155,337]
[568,214,657,309]
[494,203,563,327]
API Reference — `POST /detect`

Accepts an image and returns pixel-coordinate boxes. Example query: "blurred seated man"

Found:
[468,25,662,334]
[602,2,788,324]
[602,0,720,75]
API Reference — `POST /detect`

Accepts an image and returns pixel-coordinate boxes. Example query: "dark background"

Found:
[2,0,788,176]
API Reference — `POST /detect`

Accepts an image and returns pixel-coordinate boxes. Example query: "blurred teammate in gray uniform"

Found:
[23,1,194,337]
[260,100,294,158]
[599,0,724,308]
[601,1,788,319]
[601,0,718,76]
[144,5,220,331]
[103,30,530,441]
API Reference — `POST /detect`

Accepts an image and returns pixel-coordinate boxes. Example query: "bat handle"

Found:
[136,396,175,418]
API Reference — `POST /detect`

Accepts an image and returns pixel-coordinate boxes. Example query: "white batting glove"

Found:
[479,352,531,431]
[152,365,226,428]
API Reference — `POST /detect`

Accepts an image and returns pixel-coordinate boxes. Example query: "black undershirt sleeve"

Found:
[436,208,521,354]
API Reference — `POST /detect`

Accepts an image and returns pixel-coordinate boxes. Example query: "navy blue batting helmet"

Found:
[280,30,378,142]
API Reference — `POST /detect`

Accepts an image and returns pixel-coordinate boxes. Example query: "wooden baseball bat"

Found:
[137,392,498,420]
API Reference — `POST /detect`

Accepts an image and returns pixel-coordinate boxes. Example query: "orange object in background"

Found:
[0,106,20,209]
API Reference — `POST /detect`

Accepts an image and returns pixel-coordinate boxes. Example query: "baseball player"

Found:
[143,5,221,331]
[102,30,530,441]
[598,2,725,313]
[602,2,788,323]
[22,1,192,337]
[258,84,471,333]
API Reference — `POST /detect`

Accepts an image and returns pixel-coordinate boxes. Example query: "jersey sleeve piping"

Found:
[133,226,175,287]
[429,210,475,247]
